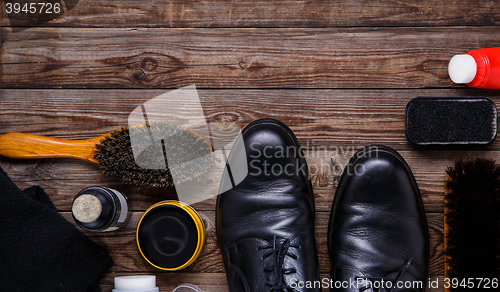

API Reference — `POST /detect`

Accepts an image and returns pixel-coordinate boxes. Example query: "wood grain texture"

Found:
[60,211,444,277]
[2,0,491,283]
[5,88,499,147]
[0,87,476,292]
[1,88,452,290]
[0,132,107,162]
[1,146,493,213]
[2,88,499,214]
[1,0,499,28]
[0,151,452,211]
[2,27,500,89]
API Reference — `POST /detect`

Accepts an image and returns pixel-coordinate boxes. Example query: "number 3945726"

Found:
[5,2,61,14]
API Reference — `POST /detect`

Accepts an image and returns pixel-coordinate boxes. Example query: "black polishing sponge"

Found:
[405,97,497,145]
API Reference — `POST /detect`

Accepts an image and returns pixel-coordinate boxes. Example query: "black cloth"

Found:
[0,166,113,292]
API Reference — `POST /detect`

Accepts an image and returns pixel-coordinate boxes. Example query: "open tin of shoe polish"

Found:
[137,201,205,271]
[72,186,130,232]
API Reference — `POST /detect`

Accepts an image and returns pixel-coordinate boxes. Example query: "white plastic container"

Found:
[173,284,204,292]
[112,276,159,292]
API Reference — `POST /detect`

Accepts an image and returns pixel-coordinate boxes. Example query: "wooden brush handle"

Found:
[0,132,109,164]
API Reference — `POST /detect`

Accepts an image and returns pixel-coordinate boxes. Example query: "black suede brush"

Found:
[444,159,500,291]
[406,97,497,145]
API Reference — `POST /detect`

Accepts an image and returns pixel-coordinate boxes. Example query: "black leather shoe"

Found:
[328,146,428,292]
[216,118,320,292]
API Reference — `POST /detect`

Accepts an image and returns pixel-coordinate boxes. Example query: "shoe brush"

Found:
[444,159,500,291]
[0,124,213,188]
[406,97,497,145]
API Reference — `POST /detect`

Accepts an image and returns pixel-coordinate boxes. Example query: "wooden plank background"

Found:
[2,1,500,291]
[1,0,499,28]
[1,27,499,89]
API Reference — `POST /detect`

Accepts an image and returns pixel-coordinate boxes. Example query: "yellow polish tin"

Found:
[137,201,205,271]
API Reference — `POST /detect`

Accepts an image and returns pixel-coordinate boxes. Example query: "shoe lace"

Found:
[354,259,418,292]
[258,236,299,292]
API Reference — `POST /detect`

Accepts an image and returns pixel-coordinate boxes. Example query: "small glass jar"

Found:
[72,186,130,232]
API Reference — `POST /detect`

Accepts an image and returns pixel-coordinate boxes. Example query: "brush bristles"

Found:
[445,159,500,286]
[93,124,213,188]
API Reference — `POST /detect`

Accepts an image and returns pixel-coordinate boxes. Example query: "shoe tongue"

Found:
[271,236,287,247]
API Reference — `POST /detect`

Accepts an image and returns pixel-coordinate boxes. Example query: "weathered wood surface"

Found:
[2,27,500,89]
[0,147,472,213]
[0,88,460,291]
[56,211,443,292]
[1,143,495,213]
[1,0,499,28]
[5,88,499,147]
[0,148,456,212]
[2,89,500,213]
[3,0,496,290]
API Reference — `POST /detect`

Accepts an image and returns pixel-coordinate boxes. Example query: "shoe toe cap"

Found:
[329,147,428,286]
